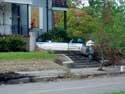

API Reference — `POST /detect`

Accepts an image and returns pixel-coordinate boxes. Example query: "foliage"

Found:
[0,35,26,52]
[57,0,125,68]
[66,8,100,40]
[53,11,64,28]
[92,31,122,70]
[55,0,125,48]
[53,8,100,40]
[95,45,121,65]
[88,0,125,68]
[88,0,125,48]
[87,0,103,18]
[87,0,125,32]
[40,28,69,42]
[91,31,125,48]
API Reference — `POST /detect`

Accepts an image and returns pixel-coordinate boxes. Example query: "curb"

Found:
[71,71,125,79]
[1,71,125,85]
[1,75,65,84]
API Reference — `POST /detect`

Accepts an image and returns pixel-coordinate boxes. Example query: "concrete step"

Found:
[55,51,100,68]
[71,58,87,60]
[67,54,86,56]
[74,61,99,64]
[74,60,99,64]
[72,64,100,68]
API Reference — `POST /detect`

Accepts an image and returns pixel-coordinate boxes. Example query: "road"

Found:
[0,76,125,94]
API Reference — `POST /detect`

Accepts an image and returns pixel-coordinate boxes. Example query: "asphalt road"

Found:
[0,76,125,94]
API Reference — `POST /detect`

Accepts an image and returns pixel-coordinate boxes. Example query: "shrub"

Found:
[0,35,26,52]
[91,31,124,48]
[40,28,69,42]
[0,38,9,51]
[91,31,125,48]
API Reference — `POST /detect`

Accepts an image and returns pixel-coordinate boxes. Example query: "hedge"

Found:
[0,35,26,52]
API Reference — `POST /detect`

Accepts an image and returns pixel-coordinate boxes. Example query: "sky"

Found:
[74,0,89,8]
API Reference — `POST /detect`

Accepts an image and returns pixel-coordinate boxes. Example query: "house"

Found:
[0,0,68,36]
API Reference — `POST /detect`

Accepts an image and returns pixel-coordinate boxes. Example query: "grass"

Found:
[112,91,125,94]
[0,52,56,60]
[0,52,66,72]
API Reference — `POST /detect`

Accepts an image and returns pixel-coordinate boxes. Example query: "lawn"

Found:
[0,52,56,60]
[112,91,125,94]
[0,52,65,72]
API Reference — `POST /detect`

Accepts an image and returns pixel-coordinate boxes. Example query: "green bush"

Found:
[0,35,26,52]
[91,30,125,48]
[0,38,9,51]
[40,28,69,42]
[112,91,125,94]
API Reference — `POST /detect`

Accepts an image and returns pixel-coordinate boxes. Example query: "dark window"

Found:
[52,0,67,8]
[12,4,28,36]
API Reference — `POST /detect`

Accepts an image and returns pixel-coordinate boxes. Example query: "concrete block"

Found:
[29,31,37,52]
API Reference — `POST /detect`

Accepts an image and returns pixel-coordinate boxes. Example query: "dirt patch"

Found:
[0,59,66,73]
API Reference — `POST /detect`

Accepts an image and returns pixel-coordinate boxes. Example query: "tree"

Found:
[87,0,125,70]
[92,31,122,71]
[54,7,100,40]
[66,8,100,40]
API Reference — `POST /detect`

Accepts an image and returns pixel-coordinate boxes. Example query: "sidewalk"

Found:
[70,66,125,78]
[71,66,121,76]
[3,66,125,84]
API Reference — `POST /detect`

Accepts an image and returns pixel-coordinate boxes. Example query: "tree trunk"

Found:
[98,48,105,71]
